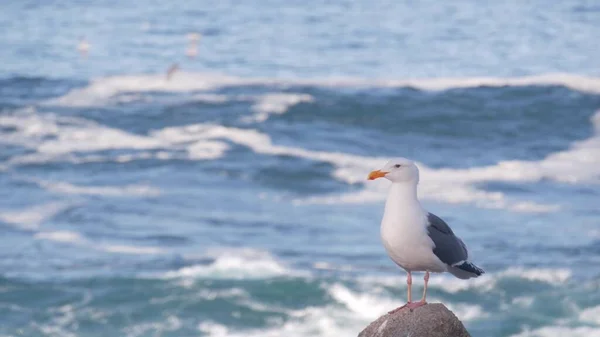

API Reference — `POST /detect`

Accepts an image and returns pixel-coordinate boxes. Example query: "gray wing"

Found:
[427,213,468,266]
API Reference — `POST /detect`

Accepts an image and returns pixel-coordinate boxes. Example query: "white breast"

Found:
[379,185,447,273]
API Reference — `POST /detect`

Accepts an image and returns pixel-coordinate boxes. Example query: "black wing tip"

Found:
[455,261,485,276]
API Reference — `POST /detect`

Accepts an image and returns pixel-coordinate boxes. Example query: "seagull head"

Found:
[368,157,419,183]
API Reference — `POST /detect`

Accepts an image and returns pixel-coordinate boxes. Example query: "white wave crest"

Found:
[500,267,571,284]
[510,303,600,336]
[0,110,164,167]
[328,283,398,320]
[186,140,229,160]
[0,109,230,169]
[0,202,74,230]
[0,111,162,154]
[244,93,314,123]
[3,105,599,212]
[198,302,368,337]
[511,326,600,337]
[445,302,488,322]
[34,230,86,243]
[360,267,572,294]
[33,229,165,255]
[45,72,600,108]
[31,179,161,197]
[44,72,245,107]
[196,288,248,301]
[303,109,600,211]
[198,282,487,337]
[328,282,486,322]
[580,305,600,325]
[102,245,165,255]
[511,296,535,308]
[430,267,571,293]
[124,315,182,337]
[164,249,292,279]
[379,73,600,94]
[154,108,600,211]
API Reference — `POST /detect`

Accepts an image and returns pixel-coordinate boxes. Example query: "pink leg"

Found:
[405,271,429,310]
[388,272,412,314]
[422,271,429,302]
[406,271,412,303]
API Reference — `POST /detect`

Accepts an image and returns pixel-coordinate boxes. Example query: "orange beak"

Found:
[368,170,388,180]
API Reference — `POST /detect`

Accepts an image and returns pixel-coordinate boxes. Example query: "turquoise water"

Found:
[1,1,600,336]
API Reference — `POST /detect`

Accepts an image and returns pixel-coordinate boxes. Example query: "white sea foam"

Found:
[3,105,599,212]
[290,73,600,95]
[508,303,600,336]
[0,111,162,154]
[198,322,230,337]
[303,109,600,211]
[37,124,160,156]
[375,73,600,94]
[445,302,488,322]
[191,93,230,104]
[45,72,600,108]
[36,323,77,337]
[500,267,572,285]
[328,283,397,320]
[32,228,165,255]
[152,114,600,212]
[196,288,248,301]
[0,111,166,170]
[245,93,314,123]
[312,261,354,272]
[34,230,86,243]
[511,326,600,337]
[102,244,165,255]
[360,267,572,294]
[433,267,571,293]
[360,272,491,294]
[164,249,292,279]
[511,296,535,308]
[124,315,182,337]
[0,202,73,230]
[329,283,487,323]
[197,305,369,337]
[31,179,161,197]
[154,122,383,172]
[425,274,495,294]
[198,282,487,337]
[32,292,94,337]
[579,305,600,325]
[44,72,245,107]
[0,109,228,169]
[186,140,229,160]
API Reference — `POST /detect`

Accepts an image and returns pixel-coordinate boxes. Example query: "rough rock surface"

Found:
[358,303,471,337]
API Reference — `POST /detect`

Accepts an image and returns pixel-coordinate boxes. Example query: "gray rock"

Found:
[358,303,471,337]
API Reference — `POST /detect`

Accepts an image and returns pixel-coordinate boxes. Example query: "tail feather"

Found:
[448,261,484,279]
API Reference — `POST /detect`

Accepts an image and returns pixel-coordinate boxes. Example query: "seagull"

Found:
[166,62,180,81]
[187,32,201,42]
[77,36,90,57]
[368,158,484,312]
[185,44,198,58]
[185,32,201,58]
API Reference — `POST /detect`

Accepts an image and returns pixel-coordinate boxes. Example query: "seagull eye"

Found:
[394,164,401,168]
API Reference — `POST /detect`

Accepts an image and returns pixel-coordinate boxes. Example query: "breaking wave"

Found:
[44,72,600,108]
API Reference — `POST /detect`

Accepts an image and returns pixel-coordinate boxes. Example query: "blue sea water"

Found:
[1,1,600,336]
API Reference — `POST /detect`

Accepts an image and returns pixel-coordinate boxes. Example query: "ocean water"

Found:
[1,1,600,337]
